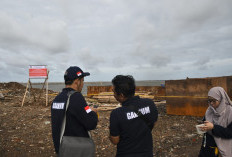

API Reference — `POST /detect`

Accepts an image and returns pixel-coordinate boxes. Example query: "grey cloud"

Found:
[112,57,126,67]
[74,48,105,69]
[131,0,232,42]
[193,57,210,70]
[173,1,232,34]
[0,11,69,53]
[131,41,172,68]
[148,54,171,68]
[0,48,57,72]
[0,0,232,82]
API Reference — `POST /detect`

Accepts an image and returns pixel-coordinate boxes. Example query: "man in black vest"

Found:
[51,66,98,154]
[109,75,158,157]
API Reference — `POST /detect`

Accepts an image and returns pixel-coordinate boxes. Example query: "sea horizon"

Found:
[18,80,165,95]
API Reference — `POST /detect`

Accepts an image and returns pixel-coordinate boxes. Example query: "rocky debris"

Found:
[0,82,25,89]
[86,91,165,111]
[156,100,167,115]
[88,91,159,103]
[0,93,4,100]
[91,93,118,103]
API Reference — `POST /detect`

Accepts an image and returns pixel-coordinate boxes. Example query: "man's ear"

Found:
[120,93,124,98]
[73,79,78,84]
[119,93,127,102]
[73,78,80,85]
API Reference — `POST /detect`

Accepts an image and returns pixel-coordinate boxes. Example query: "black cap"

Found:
[64,66,90,81]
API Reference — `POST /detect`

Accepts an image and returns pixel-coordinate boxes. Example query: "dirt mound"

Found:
[0,82,57,107]
[0,82,25,90]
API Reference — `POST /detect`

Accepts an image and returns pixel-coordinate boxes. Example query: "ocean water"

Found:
[22,80,165,95]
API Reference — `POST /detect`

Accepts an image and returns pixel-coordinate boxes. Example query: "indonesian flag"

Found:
[85,106,92,113]
[77,71,82,76]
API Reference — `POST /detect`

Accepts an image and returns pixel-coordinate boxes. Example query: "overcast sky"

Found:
[0,0,232,83]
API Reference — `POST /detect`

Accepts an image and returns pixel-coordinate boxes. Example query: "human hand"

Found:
[200,121,214,131]
[90,107,98,113]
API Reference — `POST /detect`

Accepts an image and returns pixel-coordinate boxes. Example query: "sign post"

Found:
[22,65,49,106]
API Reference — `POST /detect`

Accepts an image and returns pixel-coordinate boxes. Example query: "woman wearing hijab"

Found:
[199,87,232,157]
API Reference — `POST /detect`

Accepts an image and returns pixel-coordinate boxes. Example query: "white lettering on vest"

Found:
[139,106,150,115]
[127,112,138,120]
[126,106,150,120]
[52,103,65,109]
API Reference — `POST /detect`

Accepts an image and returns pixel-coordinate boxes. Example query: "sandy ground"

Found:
[0,82,203,157]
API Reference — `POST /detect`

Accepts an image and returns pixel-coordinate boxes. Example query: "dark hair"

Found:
[65,79,74,85]
[65,77,83,85]
[112,75,135,98]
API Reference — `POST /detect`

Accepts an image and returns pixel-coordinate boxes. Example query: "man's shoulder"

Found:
[52,90,83,105]
[112,107,122,112]
[139,97,154,103]
[55,89,82,97]
[138,98,155,106]
[53,91,67,101]
[68,91,84,101]
[111,107,125,116]
[68,92,87,109]
[137,98,157,115]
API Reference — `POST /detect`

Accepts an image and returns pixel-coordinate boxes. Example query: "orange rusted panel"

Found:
[87,86,166,97]
[227,77,232,98]
[87,86,113,96]
[135,86,165,96]
[166,97,208,117]
[166,79,209,97]
[166,76,232,116]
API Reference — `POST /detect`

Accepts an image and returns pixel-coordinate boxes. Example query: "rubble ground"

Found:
[0,82,203,157]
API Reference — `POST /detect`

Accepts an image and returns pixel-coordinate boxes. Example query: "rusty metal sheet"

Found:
[87,86,165,97]
[165,76,232,116]
[87,86,112,96]
[135,86,165,96]
[226,76,232,97]
[166,97,208,117]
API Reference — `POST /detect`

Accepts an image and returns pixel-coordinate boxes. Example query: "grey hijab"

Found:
[205,87,232,157]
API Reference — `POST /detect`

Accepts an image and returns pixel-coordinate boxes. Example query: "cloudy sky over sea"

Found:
[0,0,232,82]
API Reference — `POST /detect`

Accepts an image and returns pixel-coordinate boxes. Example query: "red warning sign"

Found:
[29,65,48,79]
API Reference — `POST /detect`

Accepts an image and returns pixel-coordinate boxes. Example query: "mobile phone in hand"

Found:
[93,104,99,108]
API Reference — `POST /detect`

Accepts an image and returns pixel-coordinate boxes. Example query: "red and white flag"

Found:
[85,106,92,113]
[77,71,82,76]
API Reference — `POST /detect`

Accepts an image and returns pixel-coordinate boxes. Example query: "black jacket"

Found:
[110,96,158,157]
[51,88,98,153]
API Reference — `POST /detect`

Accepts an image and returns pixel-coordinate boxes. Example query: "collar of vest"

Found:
[122,96,140,106]
[62,88,76,92]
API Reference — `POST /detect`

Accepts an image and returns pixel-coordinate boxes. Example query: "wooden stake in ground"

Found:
[21,79,29,107]
[46,78,48,106]
[37,71,49,106]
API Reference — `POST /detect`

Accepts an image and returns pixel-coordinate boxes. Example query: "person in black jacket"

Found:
[109,75,158,157]
[199,87,232,157]
[51,66,98,154]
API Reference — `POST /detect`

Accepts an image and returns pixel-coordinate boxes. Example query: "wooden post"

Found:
[38,78,47,100]
[22,80,30,107]
[46,77,48,106]
[28,79,36,102]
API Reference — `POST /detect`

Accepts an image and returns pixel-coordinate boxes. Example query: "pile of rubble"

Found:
[86,91,164,112]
